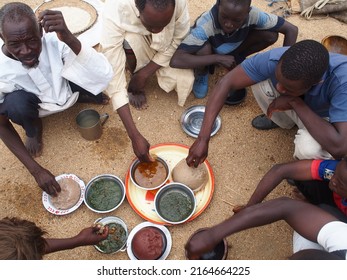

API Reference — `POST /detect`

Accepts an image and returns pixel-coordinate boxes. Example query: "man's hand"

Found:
[267,95,299,118]
[185,228,219,260]
[216,54,237,70]
[38,10,81,54]
[128,71,147,96]
[232,204,246,214]
[32,167,61,196]
[131,134,153,162]
[76,225,109,246]
[186,137,209,167]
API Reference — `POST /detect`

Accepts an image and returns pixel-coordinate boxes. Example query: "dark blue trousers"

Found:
[0,82,102,137]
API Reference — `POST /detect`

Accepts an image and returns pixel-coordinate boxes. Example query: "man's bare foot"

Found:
[77,92,110,105]
[25,119,43,157]
[129,92,147,110]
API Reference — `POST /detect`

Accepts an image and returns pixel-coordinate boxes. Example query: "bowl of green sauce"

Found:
[154,182,196,225]
[94,216,128,254]
[84,174,126,213]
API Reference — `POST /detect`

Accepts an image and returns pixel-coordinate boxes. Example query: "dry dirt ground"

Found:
[0,0,346,260]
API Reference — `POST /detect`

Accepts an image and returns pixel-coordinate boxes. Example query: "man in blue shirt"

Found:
[186,39,347,166]
[170,0,298,103]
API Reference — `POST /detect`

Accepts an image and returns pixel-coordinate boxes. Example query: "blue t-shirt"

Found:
[241,48,347,123]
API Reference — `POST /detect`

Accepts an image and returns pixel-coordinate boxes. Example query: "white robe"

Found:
[0,33,113,117]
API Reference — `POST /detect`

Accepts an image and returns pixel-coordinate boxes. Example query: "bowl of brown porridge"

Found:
[129,156,170,191]
[42,173,85,215]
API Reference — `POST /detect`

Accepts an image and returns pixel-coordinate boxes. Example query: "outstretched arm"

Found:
[117,104,152,162]
[246,160,313,206]
[186,65,255,167]
[185,197,338,259]
[0,116,60,195]
[44,225,109,254]
[170,49,237,70]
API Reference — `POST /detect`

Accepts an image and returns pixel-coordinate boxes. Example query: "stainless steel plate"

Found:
[180,105,221,138]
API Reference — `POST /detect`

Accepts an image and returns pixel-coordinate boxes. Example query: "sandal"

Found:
[251,114,279,130]
[224,88,247,106]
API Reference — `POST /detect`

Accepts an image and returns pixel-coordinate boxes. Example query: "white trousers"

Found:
[251,80,332,160]
[124,34,194,107]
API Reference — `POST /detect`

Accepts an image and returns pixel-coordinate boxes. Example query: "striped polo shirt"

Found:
[178,4,285,55]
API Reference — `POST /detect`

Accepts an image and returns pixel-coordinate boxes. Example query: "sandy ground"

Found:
[0,0,346,260]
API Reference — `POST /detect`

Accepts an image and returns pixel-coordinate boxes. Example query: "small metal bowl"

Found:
[94,216,128,254]
[154,182,196,225]
[321,35,347,55]
[129,156,170,191]
[180,105,221,138]
[84,174,125,213]
[185,228,228,260]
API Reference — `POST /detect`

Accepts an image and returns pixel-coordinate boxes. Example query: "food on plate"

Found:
[86,178,123,211]
[131,227,165,260]
[172,159,208,191]
[96,222,127,253]
[133,158,168,189]
[50,177,81,210]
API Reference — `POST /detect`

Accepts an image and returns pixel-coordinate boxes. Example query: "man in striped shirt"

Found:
[170,0,298,104]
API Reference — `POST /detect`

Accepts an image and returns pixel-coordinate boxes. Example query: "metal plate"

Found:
[180,105,221,138]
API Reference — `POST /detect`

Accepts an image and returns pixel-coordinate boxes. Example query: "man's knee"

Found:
[293,128,332,159]
[2,90,40,119]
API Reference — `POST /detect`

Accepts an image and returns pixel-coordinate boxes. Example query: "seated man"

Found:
[170,0,298,103]
[238,154,347,253]
[243,157,347,219]
[100,0,194,162]
[187,40,347,167]
[0,3,113,195]
[185,197,347,260]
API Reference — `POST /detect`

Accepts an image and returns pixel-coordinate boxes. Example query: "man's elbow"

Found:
[285,24,299,40]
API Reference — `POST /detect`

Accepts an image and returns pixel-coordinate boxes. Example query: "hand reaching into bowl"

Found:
[44,224,109,254]
[185,228,219,260]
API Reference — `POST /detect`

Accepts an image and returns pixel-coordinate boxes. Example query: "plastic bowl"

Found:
[129,156,170,191]
[84,174,125,213]
[154,182,196,225]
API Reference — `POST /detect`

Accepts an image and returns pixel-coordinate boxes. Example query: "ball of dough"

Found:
[172,159,208,191]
